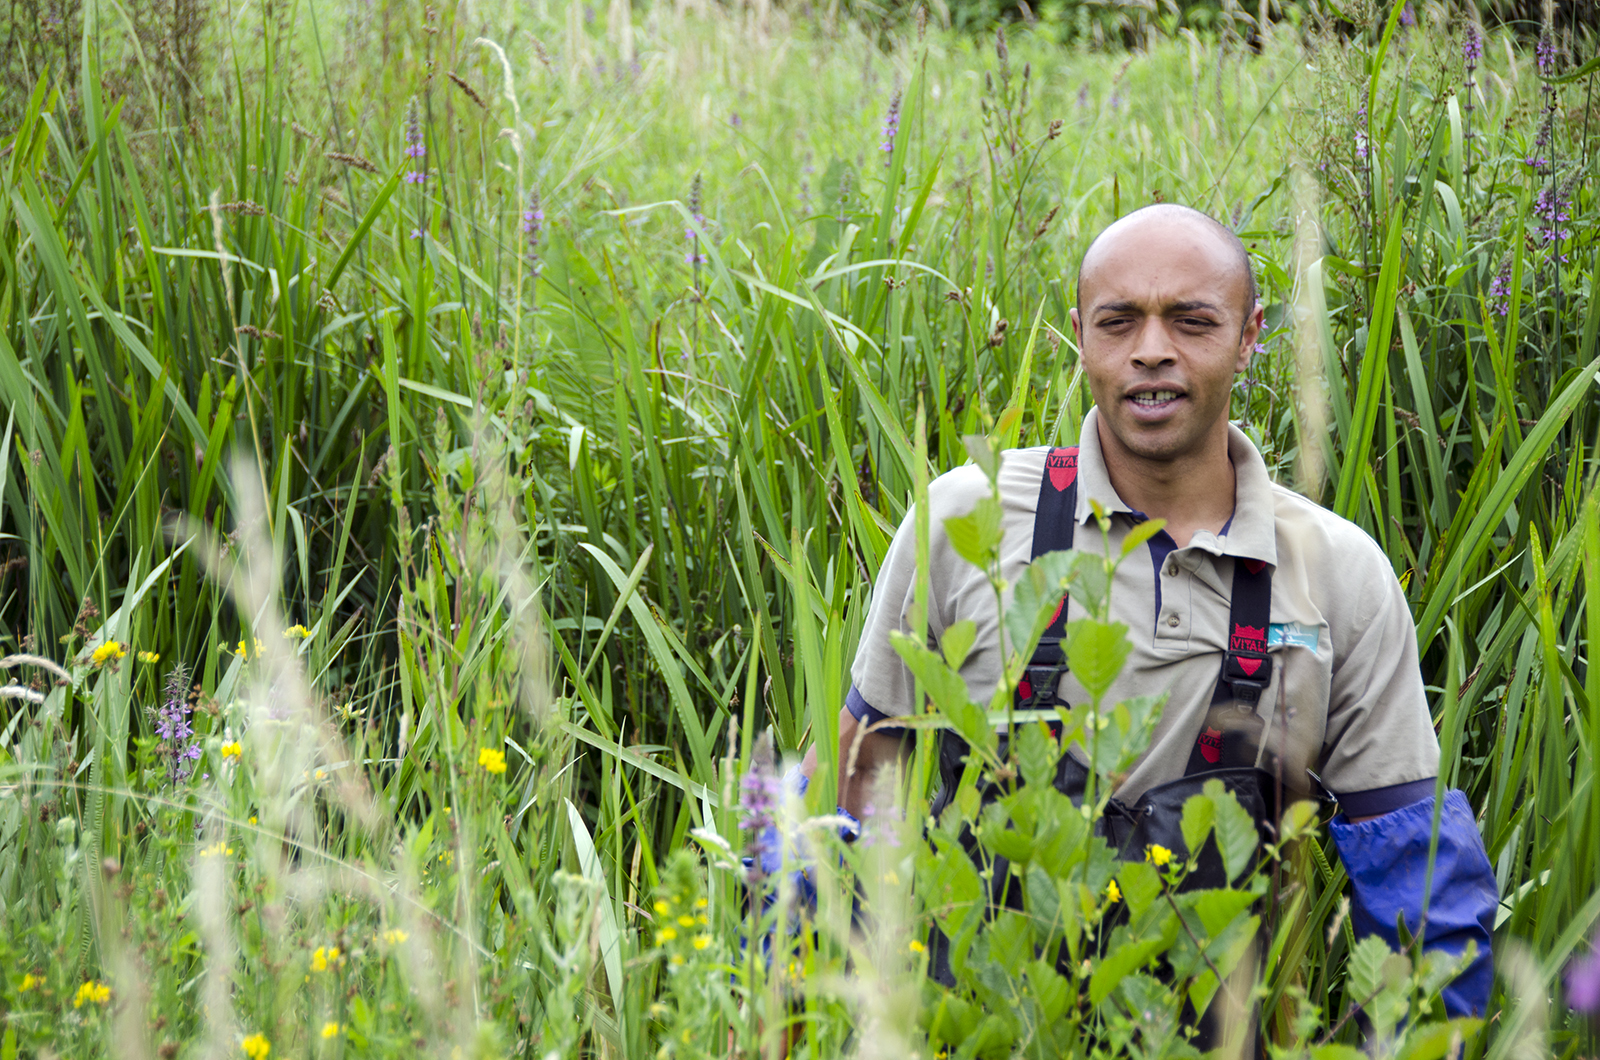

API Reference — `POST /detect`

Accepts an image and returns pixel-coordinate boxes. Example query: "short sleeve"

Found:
[1318,535,1440,796]
[847,502,936,719]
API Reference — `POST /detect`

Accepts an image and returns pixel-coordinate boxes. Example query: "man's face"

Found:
[1069,218,1262,467]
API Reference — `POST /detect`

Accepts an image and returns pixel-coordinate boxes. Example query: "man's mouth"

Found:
[1128,390,1183,408]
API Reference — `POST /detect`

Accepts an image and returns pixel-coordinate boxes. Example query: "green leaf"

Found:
[1089,915,1177,1006]
[942,619,978,670]
[963,433,1001,482]
[1116,860,1162,920]
[1311,1047,1368,1060]
[1015,720,1056,790]
[1346,934,1394,1004]
[989,910,1032,976]
[944,495,1003,570]
[1121,517,1168,557]
[1191,888,1256,938]
[1006,549,1081,666]
[1028,959,1072,1023]
[1396,1019,1485,1060]
[889,630,987,751]
[1024,864,1062,942]
[1180,792,1216,861]
[1203,779,1259,883]
[1065,618,1131,702]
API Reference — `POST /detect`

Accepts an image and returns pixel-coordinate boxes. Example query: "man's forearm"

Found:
[799,707,911,819]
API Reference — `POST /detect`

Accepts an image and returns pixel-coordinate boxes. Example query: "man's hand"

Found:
[798,707,911,819]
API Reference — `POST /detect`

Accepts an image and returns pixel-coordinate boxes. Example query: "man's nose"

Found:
[1129,319,1176,369]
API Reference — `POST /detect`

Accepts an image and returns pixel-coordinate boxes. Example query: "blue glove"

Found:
[745,770,859,905]
[1329,788,1498,1017]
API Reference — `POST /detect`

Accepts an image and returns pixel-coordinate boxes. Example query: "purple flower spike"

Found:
[1567,936,1600,1013]
[1536,33,1555,72]
[402,97,427,184]
[154,664,200,784]
[1399,4,1414,27]
[523,188,544,278]
[1462,22,1483,65]
[880,88,902,162]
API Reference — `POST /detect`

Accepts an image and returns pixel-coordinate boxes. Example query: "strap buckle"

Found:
[1019,664,1068,710]
[1222,649,1272,705]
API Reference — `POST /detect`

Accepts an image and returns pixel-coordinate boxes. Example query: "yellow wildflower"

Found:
[137,651,160,664]
[676,915,695,927]
[199,842,234,858]
[320,1022,341,1039]
[695,915,708,925]
[669,954,685,967]
[658,927,678,944]
[310,946,342,972]
[284,625,312,640]
[72,980,111,1008]
[19,973,41,992]
[1106,879,1122,903]
[382,928,409,944]
[694,897,708,908]
[235,638,266,659]
[241,1033,271,1059]
[909,939,926,954]
[221,742,242,760]
[693,934,711,951]
[1146,844,1174,867]
[478,747,507,775]
[91,641,127,667]
[653,900,670,915]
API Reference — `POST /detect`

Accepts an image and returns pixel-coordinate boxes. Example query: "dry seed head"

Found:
[216,200,267,216]
[325,151,379,173]
[448,72,487,109]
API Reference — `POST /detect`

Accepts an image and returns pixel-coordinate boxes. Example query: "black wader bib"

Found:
[927,447,1281,1019]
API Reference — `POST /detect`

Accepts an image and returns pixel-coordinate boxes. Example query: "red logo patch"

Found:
[1237,656,1263,677]
[1198,726,1223,764]
[1017,679,1033,702]
[1230,623,1267,652]
[1047,448,1079,492]
[1048,595,1066,628]
[1242,558,1267,575]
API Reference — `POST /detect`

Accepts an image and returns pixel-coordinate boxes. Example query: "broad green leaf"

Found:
[1203,779,1259,882]
[944,495,1003,570]
[1396,1019,1485,1060]
[1028,959,1071,1023]
[1015,720,1056,790]
[942,618,978,670]
[1181,792,1216,860]
[1065,618,1131,702]
[889,630,989,751]
[1345,934,1394,1004]
[1191,888,1256,938]
[963,433,1001,482]
[1116,861,1162,920]
[1089,914,1177,1006]
[989,910,1032,976]
[1121,517,1168,557]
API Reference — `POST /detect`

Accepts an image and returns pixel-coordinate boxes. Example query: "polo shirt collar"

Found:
[1072,407,1278,568]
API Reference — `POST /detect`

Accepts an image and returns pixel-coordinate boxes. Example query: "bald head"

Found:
[1076,204,1257,323]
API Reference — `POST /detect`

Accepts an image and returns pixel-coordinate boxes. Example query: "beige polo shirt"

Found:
[849,407,1440,805]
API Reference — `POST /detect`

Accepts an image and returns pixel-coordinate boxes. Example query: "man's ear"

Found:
[1069,307,1083,343]
[1236,303,1264,372]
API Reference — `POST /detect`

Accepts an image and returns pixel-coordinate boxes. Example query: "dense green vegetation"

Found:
[0,0,1596,1054]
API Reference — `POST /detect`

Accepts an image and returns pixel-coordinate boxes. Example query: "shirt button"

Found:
[1165,561,1179,576]
[1165,613,1180,628]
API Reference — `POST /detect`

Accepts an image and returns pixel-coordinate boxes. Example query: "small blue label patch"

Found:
[1269,622,1321,651]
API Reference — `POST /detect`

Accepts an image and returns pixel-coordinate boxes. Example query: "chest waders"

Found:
[927,447,1283,1039]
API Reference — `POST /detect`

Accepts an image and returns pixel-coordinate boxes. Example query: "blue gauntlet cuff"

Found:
[1329,788,1498,1018]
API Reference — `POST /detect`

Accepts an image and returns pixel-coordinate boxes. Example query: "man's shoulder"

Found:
[1266,482,1393,580]
[926,447,1051,511]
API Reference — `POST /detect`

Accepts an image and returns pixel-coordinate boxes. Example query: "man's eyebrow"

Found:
[1090,298,1226,315]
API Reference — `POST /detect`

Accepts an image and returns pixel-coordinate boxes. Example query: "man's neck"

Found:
[1095,419,1236,549]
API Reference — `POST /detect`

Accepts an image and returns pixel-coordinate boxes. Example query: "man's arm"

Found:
[799,706,911,819]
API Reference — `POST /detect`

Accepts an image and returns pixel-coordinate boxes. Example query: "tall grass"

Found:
[0,0,1595,1055]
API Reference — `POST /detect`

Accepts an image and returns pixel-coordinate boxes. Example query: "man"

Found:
[798,203,1498,1018]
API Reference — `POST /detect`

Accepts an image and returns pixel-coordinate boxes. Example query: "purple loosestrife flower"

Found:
[1355,105,1369,162]
[522,188,544,278]
[740,758,784,881]
[879,88,902,162]
[1567,933,1600,1015]
[684,173,708,267]
[1489,261,1513,315]
[1399,4,1414,27]
[155,664,200,784]
[402,97,427,184]
[1536,33,1555,72]
[1462,22,1483,66]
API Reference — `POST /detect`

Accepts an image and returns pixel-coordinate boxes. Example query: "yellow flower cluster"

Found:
[1146,844,1174,868]
[72,980,111,1008]
[381,928,409,945]
[310,946,343,972]
[284,625,312,640]
[230,638,266,660]
[909,939,926,954]
[241,1033,271,1058]
[477,747,507,775]
[1106,879,1122,904]
[90,641,127,667]
[221,741,242,760]
[137,651,160,664]
[320,1022,341,1039]
[19,973,42,992]
[199,842,235,858]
